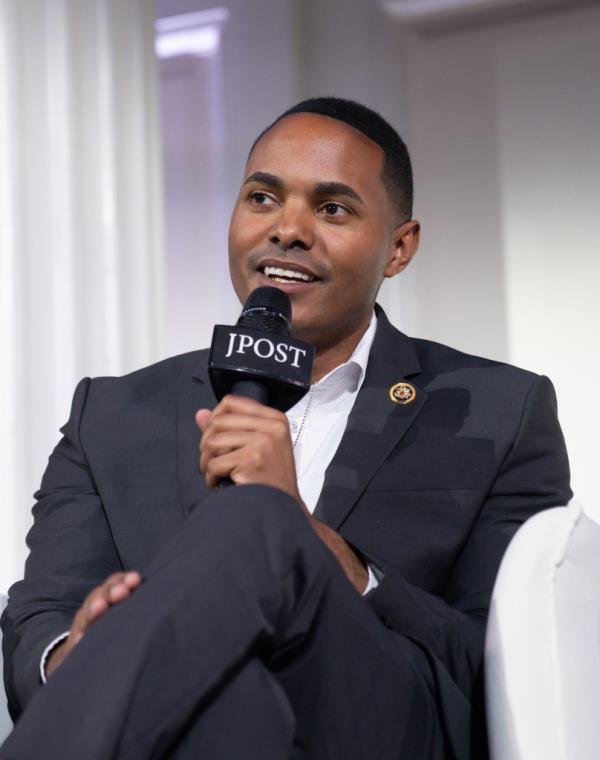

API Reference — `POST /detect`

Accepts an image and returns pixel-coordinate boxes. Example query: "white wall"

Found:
[497,9,600,519]
[397,4,600,517]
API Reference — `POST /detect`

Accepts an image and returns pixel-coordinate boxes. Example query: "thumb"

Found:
[195,408,212,432]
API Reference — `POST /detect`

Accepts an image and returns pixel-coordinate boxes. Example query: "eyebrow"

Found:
[244,172,283,189]
[314,182,364,205]
[244,172,365,205]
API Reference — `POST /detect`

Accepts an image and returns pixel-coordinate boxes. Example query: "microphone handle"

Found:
[230,379,269,405]
[219,379,270,488]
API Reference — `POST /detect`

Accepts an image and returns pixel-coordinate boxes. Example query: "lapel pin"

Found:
[389,382,416,405]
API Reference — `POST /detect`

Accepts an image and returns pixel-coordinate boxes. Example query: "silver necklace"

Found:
[292,388,314,448]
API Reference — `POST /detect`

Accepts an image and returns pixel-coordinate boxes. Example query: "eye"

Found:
[319,202,351,218]
[249,191,277,207]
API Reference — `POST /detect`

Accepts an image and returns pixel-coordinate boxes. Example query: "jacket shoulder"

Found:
[410,336,539,388]
[87,349,209,400]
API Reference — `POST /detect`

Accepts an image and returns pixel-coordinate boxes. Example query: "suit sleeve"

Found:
[1,378,124,718]
[366,374,572,699]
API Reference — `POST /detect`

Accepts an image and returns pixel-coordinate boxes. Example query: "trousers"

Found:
[0,485,444,759]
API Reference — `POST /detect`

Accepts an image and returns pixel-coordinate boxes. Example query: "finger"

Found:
[204,443,273,489]
[123,570,142,588]
[204,450,246,489]
[71,604,94,637]
[85,572,138,620]
[101,570,141,592]
[93,574,127,605]
[71,631,85,647]
[195,408,212,433]
[212,394,283,420]
[107,582,133,603]
[199,424,291,473]
[200,430,256,467]
[70,571,142,641]
[70,593,106,640]
[89,595,111,614]
[100,571,133,590]
[202,413,289,439]
[103,572,141,603]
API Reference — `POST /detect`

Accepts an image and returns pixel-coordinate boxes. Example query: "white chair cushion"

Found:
[485,501,600,760]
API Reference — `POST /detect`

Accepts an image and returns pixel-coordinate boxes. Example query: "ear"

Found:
[384,220,420,278]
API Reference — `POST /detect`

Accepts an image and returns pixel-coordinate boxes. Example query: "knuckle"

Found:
[203,421,216,437]
[204,436,218,453]
[251,449,264,468]
[219,395,234,411]
[202,420,218,438]
[105,572,124,587]
[84,588,100,605]
[98,586,112,601]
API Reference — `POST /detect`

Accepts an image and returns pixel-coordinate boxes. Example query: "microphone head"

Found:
[237,286,291,336]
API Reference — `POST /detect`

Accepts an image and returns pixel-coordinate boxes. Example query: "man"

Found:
[1,97,571,759]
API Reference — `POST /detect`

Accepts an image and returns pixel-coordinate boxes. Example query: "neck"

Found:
[309,316,372,384]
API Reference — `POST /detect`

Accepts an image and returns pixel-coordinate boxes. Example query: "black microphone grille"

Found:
[237,286,292,336]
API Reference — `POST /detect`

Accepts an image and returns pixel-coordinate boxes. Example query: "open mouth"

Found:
[261,265,317,284]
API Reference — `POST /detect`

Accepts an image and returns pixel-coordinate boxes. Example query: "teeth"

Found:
[264,266,314,282]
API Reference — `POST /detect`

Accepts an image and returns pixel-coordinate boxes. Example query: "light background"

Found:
[1,0,599,597]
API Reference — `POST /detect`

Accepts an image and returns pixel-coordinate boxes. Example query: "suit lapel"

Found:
[176,352,216,515]
[314,308,427,530]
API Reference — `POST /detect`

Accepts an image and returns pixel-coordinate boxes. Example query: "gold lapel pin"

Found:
[389,382,417,405]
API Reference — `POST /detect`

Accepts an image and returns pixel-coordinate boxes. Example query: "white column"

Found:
[156,8,232,355]
[0,0,166,591]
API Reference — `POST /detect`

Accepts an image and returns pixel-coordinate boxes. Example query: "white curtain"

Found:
[0,0,166,591]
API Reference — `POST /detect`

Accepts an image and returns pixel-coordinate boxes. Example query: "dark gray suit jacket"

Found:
[2,308,571,745]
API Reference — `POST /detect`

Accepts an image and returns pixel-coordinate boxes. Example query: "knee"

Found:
[197,484,313,543]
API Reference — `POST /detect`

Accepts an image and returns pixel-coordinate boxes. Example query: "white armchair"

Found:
[485,501,600,760]
[0,594,10,742]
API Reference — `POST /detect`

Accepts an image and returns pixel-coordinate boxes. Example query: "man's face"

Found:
[228,112,408,349]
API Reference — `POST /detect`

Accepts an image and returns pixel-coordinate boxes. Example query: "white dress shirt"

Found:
[286,311,379,596]
[41,312,379,681]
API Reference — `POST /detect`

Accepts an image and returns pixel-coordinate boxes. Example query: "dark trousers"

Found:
[0,486,444,759]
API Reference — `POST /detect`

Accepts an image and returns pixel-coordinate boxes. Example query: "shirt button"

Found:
[290,420,298,433]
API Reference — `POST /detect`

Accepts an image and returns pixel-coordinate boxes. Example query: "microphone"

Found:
[208,286,314,411]
[207,287,314,488]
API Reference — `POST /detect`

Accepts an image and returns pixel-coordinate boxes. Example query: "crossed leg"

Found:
[0,485,444,759]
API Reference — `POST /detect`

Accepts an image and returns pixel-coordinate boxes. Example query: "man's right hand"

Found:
[45,571,142,678]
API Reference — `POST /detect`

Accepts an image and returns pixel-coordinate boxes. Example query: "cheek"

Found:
[227,217,251,298]
[228,206,256,258]
[229,207,267,260]
[327,233,389,287]
[228,207,245,253]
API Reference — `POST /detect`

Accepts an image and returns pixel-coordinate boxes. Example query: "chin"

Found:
[290,319,330,346]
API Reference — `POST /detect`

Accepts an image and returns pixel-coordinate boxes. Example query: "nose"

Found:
[269,200,315,252]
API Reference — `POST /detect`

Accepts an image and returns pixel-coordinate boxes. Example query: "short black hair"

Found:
[250,96,414,221]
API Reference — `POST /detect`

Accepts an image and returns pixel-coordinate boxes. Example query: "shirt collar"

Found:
[312,310,377,397]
